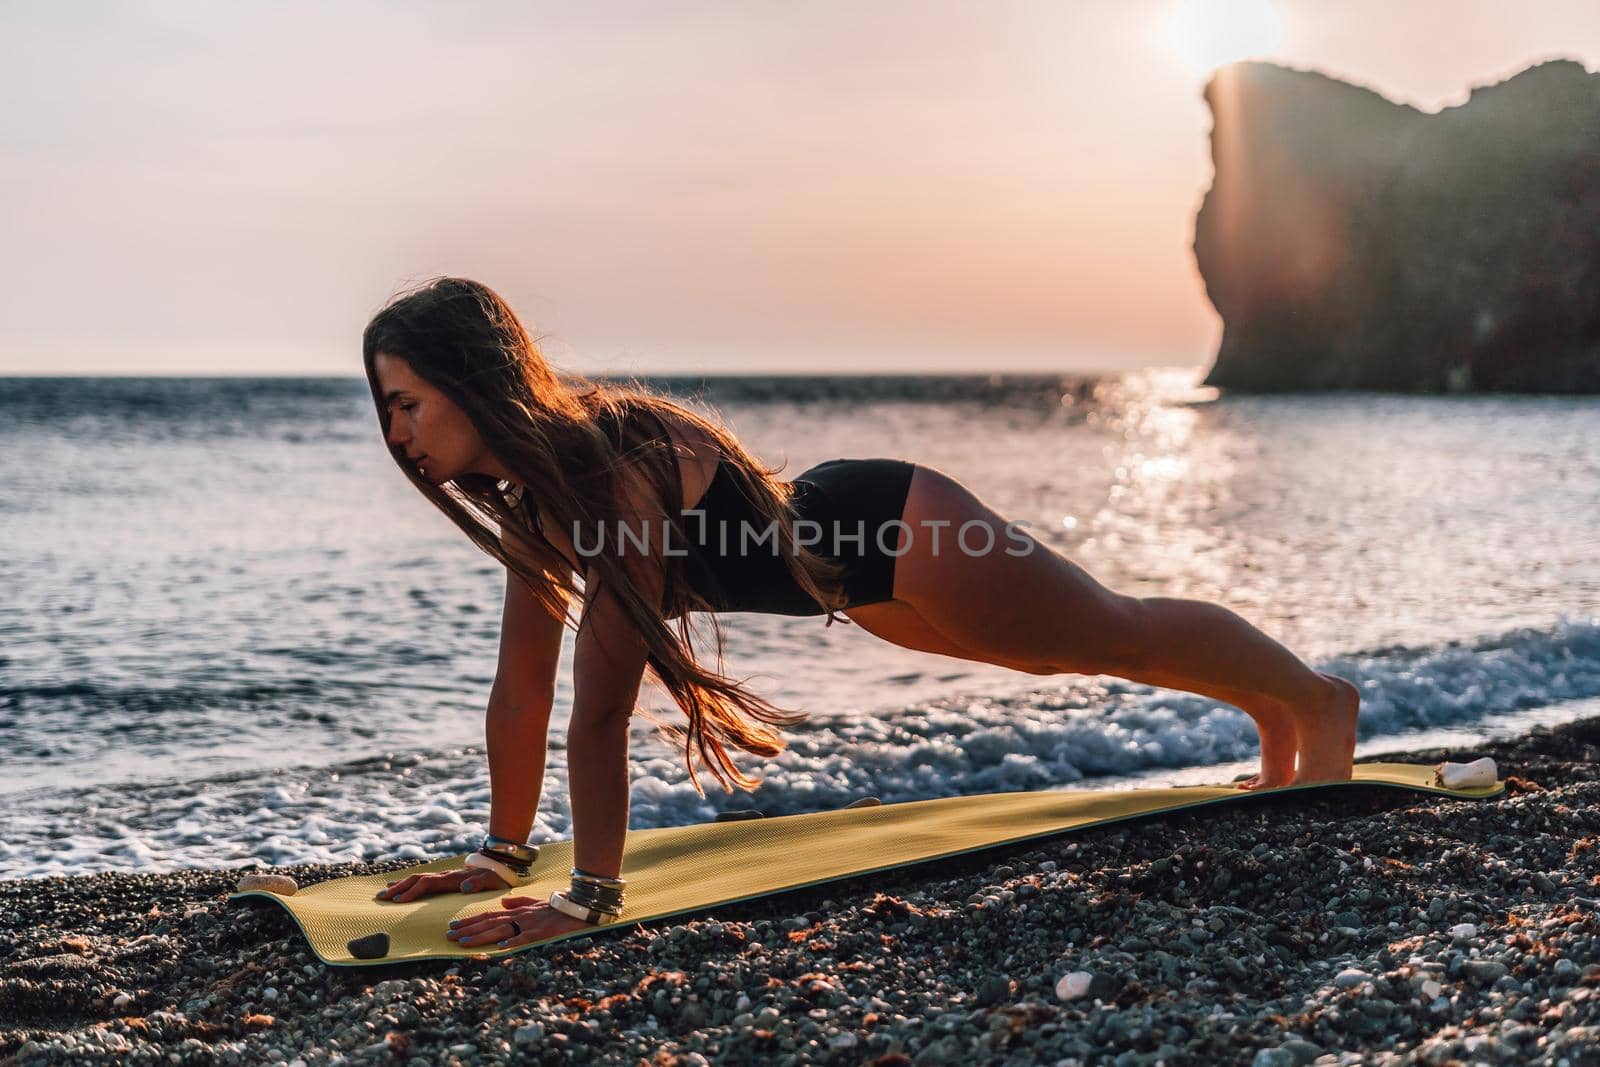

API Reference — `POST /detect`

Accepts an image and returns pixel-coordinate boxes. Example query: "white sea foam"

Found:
[5,617,1595,879]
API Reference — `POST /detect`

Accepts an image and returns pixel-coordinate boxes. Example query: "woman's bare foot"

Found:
[1290,672,1360,784]
[1236,699,1299,791]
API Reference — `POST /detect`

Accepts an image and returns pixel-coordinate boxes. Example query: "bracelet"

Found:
[479,848,531,877]
[482,835,539,866]
[561,881,622,913]
[548,889,623,925]
[570,867,626,889]
[566,880,624,911]
[465,851,530,886]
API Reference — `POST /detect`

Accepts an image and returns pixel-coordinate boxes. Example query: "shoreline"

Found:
[5,720,1600,1065]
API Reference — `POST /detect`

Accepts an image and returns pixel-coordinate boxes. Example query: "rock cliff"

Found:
[1195,60,1600,393]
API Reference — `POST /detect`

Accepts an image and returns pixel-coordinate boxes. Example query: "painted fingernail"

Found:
[497,939,509,946]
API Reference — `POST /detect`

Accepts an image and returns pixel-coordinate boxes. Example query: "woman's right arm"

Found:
[379,565,566,902]
[483,567,566,845]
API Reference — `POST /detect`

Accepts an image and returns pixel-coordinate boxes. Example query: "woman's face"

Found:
[374,351,508,484]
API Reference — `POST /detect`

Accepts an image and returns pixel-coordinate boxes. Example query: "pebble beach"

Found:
[5,718,1600,1066]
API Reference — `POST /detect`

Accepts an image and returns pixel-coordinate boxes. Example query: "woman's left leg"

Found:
[850,595,1302,788]
[843,599,1040,672]
[880,465,1357,786]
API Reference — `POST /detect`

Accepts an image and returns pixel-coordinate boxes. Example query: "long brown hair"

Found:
[361,276,851,795]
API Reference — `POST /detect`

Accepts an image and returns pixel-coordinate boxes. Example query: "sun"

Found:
[1163,0,1284,76]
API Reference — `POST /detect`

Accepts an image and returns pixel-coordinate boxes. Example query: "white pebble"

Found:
[1449,923,1478,942]
[1333,968,1370,989]
[1435,757,1498,789]
[1421,979,1443,998]
[1055,971,1093,1000]
[235,873,299,896]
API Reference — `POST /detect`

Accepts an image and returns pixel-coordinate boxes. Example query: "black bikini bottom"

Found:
[676,458,918,616]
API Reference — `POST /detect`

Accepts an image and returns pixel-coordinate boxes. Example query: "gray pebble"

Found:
[1333,968,1370,989]
[1279,1039,1324,1065]
[1251,1049,1295,1067]
[1461,960,1508,985]
[977,975,1012,1006]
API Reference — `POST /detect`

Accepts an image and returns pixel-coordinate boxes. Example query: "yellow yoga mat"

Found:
[229,762,1502,966]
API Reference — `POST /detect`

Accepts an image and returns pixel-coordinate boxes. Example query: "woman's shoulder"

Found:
[628,402,722,513]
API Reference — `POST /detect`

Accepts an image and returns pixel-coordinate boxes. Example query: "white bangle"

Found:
[548,889,622,925]
[465,850,528,886]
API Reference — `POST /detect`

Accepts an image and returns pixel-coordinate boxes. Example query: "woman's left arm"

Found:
[564,555,661,879]
[563,465,668,879]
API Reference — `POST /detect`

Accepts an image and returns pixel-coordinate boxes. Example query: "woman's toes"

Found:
[1237,772,1294,791]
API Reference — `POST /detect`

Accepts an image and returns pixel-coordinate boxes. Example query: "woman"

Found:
[366,277,1360,949]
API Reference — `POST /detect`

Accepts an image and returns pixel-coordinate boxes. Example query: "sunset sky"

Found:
[4,1,1599,376]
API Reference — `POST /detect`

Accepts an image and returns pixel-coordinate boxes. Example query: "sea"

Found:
[2,369,1596,879]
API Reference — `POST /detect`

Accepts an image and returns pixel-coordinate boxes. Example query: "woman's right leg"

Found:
[882,465,1358,786]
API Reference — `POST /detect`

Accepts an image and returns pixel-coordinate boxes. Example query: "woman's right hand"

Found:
[376,866,510,903]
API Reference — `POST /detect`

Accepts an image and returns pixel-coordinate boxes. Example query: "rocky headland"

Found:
[1196,59,1600,394]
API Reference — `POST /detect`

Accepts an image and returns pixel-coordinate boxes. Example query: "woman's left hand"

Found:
[445,895,597,948]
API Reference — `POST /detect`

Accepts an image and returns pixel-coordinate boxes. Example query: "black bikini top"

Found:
[499,409,810,610]
[627,407,767,534]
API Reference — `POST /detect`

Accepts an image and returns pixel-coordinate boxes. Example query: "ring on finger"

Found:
[507,919,521,938]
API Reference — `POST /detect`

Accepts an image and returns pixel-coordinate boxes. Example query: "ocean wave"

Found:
[4,615,1595,879]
